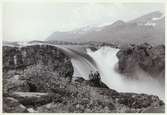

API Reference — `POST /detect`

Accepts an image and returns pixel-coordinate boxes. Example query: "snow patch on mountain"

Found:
[152,15,164,21]
[144,22,156,26]
[97,22,114,27]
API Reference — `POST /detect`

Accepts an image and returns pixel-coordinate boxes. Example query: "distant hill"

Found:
[47,11,165,46]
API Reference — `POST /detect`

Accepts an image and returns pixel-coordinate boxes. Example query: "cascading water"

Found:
[54,46,97,79]
[87,46,164,100]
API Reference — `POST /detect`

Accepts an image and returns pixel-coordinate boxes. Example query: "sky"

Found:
[3,2,164,41]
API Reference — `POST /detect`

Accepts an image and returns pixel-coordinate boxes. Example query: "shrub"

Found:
[22,64,69,92]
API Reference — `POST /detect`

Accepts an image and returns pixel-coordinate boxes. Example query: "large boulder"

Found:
[8,92,56,106]
[3,97,28,113]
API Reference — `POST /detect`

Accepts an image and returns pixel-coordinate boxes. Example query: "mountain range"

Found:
[47,11,165,46]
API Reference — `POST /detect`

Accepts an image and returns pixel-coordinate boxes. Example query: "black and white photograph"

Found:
[2,1,165,113]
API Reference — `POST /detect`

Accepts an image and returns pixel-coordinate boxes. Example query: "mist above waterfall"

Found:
[87,47,164,100]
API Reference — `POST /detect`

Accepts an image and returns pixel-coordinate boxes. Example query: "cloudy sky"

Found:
[3,2,164,41]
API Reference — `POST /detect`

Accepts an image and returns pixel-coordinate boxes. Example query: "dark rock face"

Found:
[3,45,73,76]
[116,43,165,79]
[3,45,74,93]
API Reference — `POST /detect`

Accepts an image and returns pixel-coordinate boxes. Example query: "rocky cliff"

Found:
[116,43,165,80]
[3,45,73,74]
[3,44,164,113]
[3,45,74,93]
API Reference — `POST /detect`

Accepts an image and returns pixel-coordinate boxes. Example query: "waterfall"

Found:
[87,46,164,100]
[4,42,164,100]
[54,46,97,80]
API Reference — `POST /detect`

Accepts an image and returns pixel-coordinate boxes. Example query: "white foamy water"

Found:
[87,47,164,100]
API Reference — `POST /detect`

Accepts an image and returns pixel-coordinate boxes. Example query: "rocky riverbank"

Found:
[3,44,164,113]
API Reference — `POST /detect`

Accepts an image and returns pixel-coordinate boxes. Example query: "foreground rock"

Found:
[8,92,55,106]
[142,105,165,113]
[35,83,164,113]
[3,97,28,113]
[116,43,165,79]
[5,77,164,113]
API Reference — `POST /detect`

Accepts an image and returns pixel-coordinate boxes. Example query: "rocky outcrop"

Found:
[88,72,109,89]
[116,43,165,79]
[3,45,74,93]
[3,45,73,76]
[74,76,109,89]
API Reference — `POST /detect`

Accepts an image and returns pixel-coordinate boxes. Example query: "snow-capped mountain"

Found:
[130,11,164,27]
[47,11,165,46]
